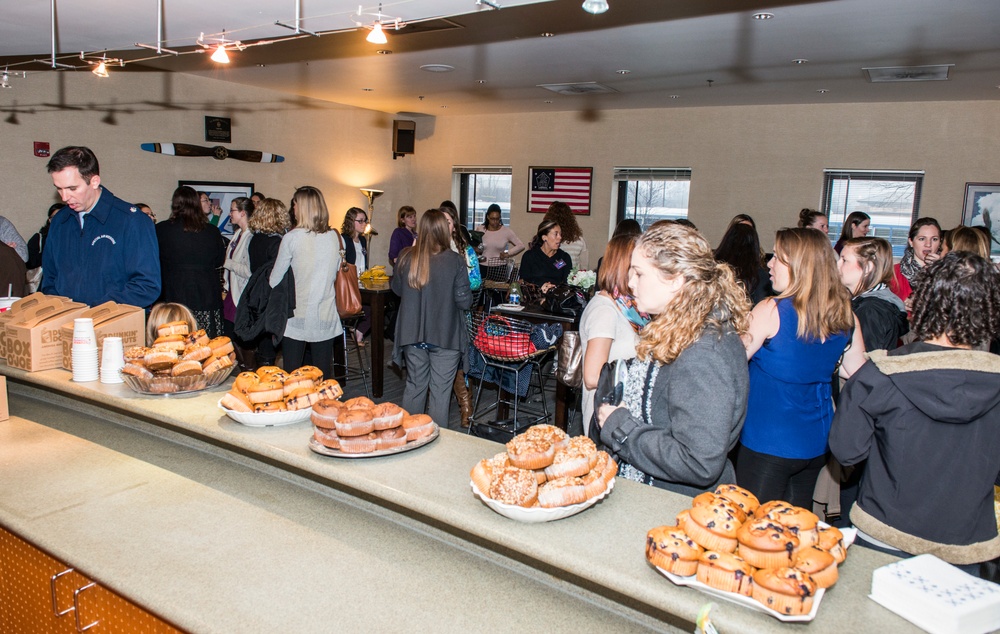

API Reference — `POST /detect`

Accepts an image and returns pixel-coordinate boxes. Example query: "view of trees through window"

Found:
[823,171,922,257]
[458,172,513,229]
[615,171,691,230]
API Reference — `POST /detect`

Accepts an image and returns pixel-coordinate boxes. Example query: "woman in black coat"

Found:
[156,186,226,337]
[243,198,290,366]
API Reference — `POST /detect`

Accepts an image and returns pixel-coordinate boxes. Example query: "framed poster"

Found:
[178,180,254,237]
[962,182,1000,257]
[527,166,592,215]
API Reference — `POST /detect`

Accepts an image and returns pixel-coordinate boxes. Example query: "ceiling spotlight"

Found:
[1,71,11,89]
[358,4,404,45]
[477,79,488,84]
[816,89,829,93]
[616,69,631,75]
[670,95,679,99]
[752,12,774,20]
[376,49,392,55]
[211,45,230,63]
[420,64,455,73]
[362,88,374,92]
[540,32,555,37]
[582,0,609,14]
[792,59,809,65]
[92,61,109,78]
[367,22,387,44]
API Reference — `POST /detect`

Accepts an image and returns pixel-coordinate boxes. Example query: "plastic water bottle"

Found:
[508,280,521,305]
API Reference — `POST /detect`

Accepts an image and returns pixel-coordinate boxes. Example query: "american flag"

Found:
[527,167,592,214]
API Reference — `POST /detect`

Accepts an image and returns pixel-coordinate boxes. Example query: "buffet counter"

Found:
[0,366,920,633]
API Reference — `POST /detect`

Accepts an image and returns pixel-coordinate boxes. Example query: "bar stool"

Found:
[336,313,371,398]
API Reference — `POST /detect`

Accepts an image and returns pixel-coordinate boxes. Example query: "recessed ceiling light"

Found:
[376,49,392,55]
[420,64,455,73]
[792,58,808,65]
[540,32,555,37]
[256,64,266,68]
[616,69,631,75]
[477,79,487,84]
[362,88,374,92]
[544,100,553,104]
[752,12,774,20]
[670,95,679,99]
[440,105,448,108]
[816,89,829,93]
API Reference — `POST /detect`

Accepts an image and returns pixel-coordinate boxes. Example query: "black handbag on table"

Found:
[543,284,587,319]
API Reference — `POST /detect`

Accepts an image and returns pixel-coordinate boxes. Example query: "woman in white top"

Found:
[476,204,525,260]
[222,196,255,369]
[579,235,647,433]
[269,186,343,379]
[545,201,589,270]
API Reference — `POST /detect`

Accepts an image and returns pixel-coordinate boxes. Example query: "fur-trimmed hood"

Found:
[869,343,1000,424]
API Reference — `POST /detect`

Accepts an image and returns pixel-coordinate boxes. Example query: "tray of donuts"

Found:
[646,487,857,622]
[120,324,237,394]
[469,425,617,523]
[308,397,440,457]
[218,365,343,426]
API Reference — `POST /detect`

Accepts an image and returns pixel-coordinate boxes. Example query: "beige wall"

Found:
[3,71,998,266]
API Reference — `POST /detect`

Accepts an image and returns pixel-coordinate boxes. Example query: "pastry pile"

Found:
[311,397,436,454]
[121,322,236,392]
[220,365,343,413]
[646,487,848,616]
[470,425,617,508]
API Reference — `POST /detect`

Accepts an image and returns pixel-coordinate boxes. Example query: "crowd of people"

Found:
[14,144,1000,578]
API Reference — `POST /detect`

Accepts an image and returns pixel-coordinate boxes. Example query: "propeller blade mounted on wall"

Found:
[140,142,284,163]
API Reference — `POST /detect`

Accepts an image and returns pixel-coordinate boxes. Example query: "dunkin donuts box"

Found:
[60,302,145,370]
[6,301,88,371]
[0,294,72,360]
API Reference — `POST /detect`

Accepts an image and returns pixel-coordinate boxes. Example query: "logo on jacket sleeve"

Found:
[92,235,117,246]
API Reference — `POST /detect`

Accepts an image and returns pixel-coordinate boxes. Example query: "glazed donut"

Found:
[144,348,178,371]
[152,334,187,351]
[182,344,212,362]
[282,375,315,396]
[247,381,283,404]
[157,320,190,337]
[233,372,260,394]
[285,387,321,411]
[171,359,204,377]
[334,409,375,437]
[208,336,234,357]
[185,329,209,347]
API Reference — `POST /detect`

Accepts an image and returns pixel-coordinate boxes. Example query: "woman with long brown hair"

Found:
[269,186,342,379]
[156,185,226,338]
[738,228,865,508]
[391,209,473,428]
[596,222,750,494]
[545,201,589,269]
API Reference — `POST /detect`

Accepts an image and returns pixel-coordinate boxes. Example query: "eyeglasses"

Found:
[355,218,367,224]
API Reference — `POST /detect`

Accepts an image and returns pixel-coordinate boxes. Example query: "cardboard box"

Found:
[0,295,71,360]
[60,302,146,370]
[5,302,88,371]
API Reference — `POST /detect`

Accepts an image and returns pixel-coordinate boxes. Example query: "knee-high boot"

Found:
[453,370,473,428]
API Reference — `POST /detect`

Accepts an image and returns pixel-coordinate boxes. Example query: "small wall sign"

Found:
[205,116,232,144]
[33,142,50,158]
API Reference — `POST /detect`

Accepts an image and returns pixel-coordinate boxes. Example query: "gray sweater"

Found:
[601,324,749,495]
[391,249,472,367]
[269,228,343,342]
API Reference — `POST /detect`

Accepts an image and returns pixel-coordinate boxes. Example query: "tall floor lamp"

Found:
[360,188,383,253]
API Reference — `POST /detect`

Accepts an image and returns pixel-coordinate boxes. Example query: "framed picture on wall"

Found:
[527,166,592,215]
[178,180,254,237]
[961,182,1000,257]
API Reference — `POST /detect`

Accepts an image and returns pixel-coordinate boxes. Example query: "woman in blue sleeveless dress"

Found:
[737,228,866,508]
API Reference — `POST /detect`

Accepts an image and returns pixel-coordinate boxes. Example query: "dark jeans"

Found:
[281,337,335,380]
[736,445,826,509]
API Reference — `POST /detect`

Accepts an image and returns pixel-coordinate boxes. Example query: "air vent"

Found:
[863,64,954,83]
[393,18,463,36]
[536,82,619,96]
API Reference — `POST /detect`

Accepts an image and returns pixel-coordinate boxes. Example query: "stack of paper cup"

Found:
[100,337,125,384]
[71,318,99,382]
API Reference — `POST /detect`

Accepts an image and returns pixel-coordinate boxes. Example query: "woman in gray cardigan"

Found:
[392,210,472,429]
[597,222,751,495]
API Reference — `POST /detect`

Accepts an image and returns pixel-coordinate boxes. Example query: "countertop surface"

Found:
[0,365,921,633]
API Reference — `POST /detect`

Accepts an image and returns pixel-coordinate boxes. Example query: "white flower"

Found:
[568,268,596,290]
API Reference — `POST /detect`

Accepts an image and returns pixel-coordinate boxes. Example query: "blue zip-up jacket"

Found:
[41,187,161,308]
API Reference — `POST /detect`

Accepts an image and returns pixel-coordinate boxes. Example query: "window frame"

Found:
[821,169,924,255]
[613,167,692,230]
[452,166,513,230]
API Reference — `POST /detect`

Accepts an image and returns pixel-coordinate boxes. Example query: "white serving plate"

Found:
[308,424,439,458]
[471,477,615,523]
[495,303,525,311]
[218,400,313,427]
[655,525,856,623]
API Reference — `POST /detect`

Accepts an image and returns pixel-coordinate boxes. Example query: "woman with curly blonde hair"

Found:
[738,228,866,509]
[596,222,751,494]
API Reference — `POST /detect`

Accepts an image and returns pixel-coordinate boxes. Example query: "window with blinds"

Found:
[452,167,513,229]
[822,169,923,257]
[613,168,692,230]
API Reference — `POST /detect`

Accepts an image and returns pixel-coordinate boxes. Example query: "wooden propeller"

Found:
[141,143,284,163]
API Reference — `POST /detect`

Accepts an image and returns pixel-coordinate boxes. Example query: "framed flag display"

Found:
[527,166,592,215]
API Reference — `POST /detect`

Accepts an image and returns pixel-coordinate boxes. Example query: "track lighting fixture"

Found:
[357,4,404,44]
[199,30,243,64]
[92,61,109,77]
[211,45,230,64]
[582,0,609,14]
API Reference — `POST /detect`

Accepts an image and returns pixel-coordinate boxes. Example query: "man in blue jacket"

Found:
[42,146,161,308]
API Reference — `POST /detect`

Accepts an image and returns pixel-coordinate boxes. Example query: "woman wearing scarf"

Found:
[595,223,750,495]
[890,217,941,303]
[579,235,647,435]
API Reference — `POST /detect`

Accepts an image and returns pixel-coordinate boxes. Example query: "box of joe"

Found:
[6,301,89,371]
[0,294,74,360]
[60,302,146,371]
